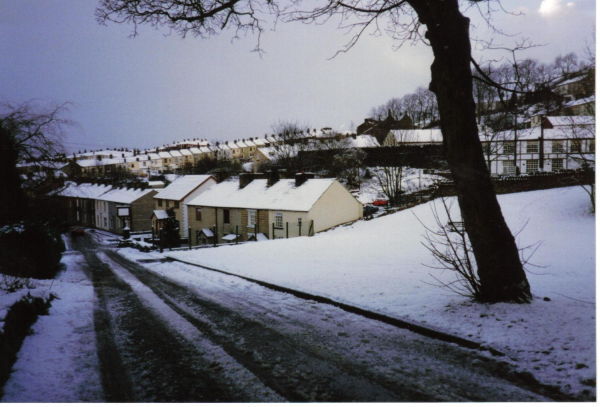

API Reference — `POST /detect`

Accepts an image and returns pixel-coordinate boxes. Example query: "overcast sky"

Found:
[0,0,595,152]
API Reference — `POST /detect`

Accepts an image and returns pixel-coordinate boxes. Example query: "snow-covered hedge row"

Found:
[0,222,65,279]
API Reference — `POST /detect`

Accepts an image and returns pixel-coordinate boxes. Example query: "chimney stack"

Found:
[267,169,279,187]
[295,172,314,187]
[239,173,265,188]
[239,173,254,189]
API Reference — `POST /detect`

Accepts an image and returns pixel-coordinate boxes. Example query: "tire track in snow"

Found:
[96,251,284,402]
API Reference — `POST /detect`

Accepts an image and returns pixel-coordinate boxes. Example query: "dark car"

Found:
[363,204,378,217]
[71,227,85,237]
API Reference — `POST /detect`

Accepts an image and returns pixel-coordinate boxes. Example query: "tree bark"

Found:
[408,0,531,303]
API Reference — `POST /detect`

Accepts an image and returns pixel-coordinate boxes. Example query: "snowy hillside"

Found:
[169,187,595,397]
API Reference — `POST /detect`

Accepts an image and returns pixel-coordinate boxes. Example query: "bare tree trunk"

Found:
[409,0,531,303]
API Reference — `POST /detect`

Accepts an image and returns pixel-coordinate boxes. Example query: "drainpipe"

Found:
[539,119,544,169]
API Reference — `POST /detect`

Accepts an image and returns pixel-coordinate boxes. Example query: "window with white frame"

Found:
[552,141,564,153]
[275,212,283,228]
[503,160,516,175]
[248,210,256,227]
[526,159,539,173]
[503,142,515,154]
[551,158,563,171]
[526,141,539,153]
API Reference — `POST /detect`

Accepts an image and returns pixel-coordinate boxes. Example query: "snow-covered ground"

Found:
[356,168,446,205]
[1,249,102,402]
[159,187,595,398]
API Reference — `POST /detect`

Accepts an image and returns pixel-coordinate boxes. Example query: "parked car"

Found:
[363,204,378,217]
[372,197,388,206]
[71,227,85,237]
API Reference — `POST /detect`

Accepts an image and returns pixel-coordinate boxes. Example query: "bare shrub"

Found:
[0,275,36,294]
[416,198,542,301]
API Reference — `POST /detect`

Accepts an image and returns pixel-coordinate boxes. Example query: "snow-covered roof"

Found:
[148,181,165,188]
[189,147,202,154]
[218,144,231,151]
[349,135,380,148]
[72,150,133,159]
[200,228,214,237]
[58,182,113,199]
[17,160,66,170]
[152,210,169,220]
[248,232,269,241]
[158,152,172,159]
[126,155,150,163]
[556,75,587,87]
[564,95,595,108]
[546,116,595,127]
[222,234,240,241]
[200,146,212,154]
[257,147,278,161]
[97,187,155,204]
[389,129,443,144]
[487,127,594,142]
[252,138,268,147]
[76,159,103,168]
[169,150,183,157]
[237,141,249,148]
[188,178,337,212]
[154,175,215,201]
[148,153,161,160]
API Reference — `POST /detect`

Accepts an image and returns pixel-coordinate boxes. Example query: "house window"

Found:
[589,140,595,153]
[104,202,107,211]
[526,141,539,153]
[571,140,582,153]
[552,141,564,153]
[174,201,179,209]
[503,143,515,154]
[196,208,202,221]
[104,217,107,227]
[502,161,516,175]
[224,209,230,224]
[166,200,170,208]
[275,212,283,229]
[526,159,539,173]
[552,159,564,171]
[248,210,256,227]
[158,199,163,207]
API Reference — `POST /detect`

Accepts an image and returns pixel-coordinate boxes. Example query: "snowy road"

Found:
[70,234,553,402]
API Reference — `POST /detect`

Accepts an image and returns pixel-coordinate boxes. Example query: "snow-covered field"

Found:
[163,187,595,398]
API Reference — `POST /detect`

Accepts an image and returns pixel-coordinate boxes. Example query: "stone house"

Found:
[153,175,218,238]
[187,172,363,245]
[95,187,157,234]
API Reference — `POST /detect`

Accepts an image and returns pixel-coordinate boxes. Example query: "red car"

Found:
[372,197,388,206]
[71,227,85,237]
